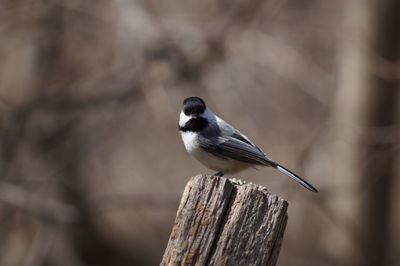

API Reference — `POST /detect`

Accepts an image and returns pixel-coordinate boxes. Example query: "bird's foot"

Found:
[213,171,224,177]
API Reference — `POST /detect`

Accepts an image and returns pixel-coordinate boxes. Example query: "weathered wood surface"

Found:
[161,174,288,266]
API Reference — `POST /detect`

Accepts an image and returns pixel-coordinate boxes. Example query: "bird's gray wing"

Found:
[199,135,275,166]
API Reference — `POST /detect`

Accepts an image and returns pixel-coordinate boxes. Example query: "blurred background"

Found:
[0,0,399,265]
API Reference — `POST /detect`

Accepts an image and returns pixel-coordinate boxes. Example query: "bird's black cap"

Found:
[183,97,206,115]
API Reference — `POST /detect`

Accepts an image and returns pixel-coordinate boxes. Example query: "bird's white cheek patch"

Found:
[181,132,199,152]
[179,111,191,127]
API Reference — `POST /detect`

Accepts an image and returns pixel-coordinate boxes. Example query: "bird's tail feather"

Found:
[275,165,318,192]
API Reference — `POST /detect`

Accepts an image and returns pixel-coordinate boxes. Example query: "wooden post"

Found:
[161,174,288,266]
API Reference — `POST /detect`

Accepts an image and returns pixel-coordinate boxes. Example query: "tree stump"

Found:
[161,174,288,266]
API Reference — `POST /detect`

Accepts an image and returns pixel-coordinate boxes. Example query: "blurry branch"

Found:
[372,54,400,79]
[88,194,179,211]
[142,0,273,84]
[23,221,59,266]
[0,88,141,265]
[326,0,400,265]
[0,182,77,223]
[248,34,334,107]
[215,0,271,29]
[0,1,154,265]
[361,125,400,145]
[21,86,141,114]
[146,42,203,83]
[0,87,140,176]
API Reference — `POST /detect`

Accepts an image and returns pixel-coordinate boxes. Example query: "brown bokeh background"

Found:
[0,0,399,265]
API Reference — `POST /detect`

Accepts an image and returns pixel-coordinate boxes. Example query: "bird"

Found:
[178,96,318,192]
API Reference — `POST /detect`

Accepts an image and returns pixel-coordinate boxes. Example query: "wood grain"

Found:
[161,175,288,266]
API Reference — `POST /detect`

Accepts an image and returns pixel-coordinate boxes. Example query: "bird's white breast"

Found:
[180,131,200,152]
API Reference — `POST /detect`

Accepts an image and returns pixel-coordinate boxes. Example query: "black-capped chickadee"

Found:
[178,96,318,192]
